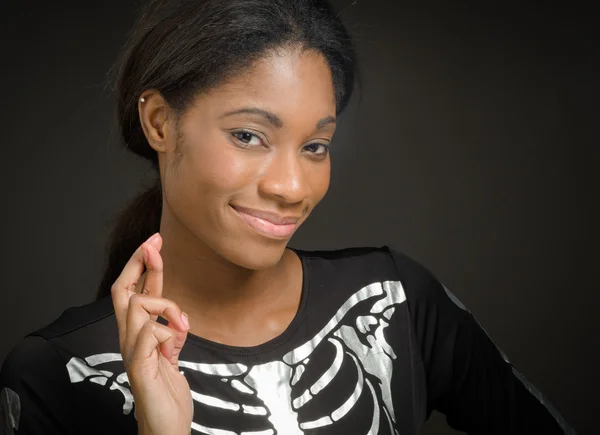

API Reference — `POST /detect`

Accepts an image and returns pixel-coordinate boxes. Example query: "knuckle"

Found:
[163,299,176,311]
[164,297,180,310]
[124,281,139,293]
[110,283,120,295]
[141,320,156,334]
[128,293,144,307]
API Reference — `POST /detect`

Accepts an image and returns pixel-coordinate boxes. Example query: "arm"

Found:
[389,248,576,435]
[0,336,77,435]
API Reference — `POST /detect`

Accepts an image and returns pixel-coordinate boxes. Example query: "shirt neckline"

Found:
[174,247,310,357]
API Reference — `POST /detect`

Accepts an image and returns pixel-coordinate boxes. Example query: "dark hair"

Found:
[96,0,359,299]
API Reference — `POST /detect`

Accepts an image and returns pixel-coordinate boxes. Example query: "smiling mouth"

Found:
[230,205,299,239]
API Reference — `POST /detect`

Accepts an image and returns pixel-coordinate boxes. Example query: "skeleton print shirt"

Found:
[1,246,575,434]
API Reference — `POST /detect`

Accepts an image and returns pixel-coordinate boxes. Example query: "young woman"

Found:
[0,0,577,434]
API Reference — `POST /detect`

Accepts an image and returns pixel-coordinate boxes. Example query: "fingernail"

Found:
[146,232,160,243]
[181,312,190,330]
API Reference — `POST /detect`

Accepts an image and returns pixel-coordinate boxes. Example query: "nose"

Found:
[258,148,312,204]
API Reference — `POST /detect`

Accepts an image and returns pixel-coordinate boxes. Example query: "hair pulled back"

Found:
[97,0,358,299]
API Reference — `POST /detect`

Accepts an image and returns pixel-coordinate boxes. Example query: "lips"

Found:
[230,205,301,239]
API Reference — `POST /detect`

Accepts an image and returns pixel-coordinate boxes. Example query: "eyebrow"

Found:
[221,107,336,130]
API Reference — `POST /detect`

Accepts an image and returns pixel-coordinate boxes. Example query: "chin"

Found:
[218,238,289,271]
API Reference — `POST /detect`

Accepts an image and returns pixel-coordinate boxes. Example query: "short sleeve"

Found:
[388,248,576,435]
[0,336,77,435]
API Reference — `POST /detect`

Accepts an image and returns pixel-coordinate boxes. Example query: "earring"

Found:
[140,97,146,103]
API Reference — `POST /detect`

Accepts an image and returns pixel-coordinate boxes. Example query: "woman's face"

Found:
[147,47,337,269]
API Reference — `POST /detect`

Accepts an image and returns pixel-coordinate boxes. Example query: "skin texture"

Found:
[136,46,337,346]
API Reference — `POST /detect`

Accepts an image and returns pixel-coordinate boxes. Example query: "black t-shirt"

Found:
[0,247,576,434]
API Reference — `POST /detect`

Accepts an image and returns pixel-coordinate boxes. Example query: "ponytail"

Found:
[95,179,162,300]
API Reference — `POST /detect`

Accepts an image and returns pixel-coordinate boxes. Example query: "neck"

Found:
[156,208,300,339]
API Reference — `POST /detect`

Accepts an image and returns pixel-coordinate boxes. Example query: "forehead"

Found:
[191,48,337,119]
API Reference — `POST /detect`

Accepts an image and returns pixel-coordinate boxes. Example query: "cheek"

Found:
[307,161,331,203]
[180,133,257,197]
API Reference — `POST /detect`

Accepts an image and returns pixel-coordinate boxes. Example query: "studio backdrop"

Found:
[0,1,597,434]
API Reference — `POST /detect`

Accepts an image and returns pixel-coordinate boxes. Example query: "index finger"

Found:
[111,232,161,348]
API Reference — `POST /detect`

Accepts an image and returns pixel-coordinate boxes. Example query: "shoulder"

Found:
[29,296,116,341]
[0,334,77,434]
[3,296,115,363]
[293,244,458,310]
[1,298,136,434]
[385,247,453,305]
[1,335,63,380]
[0,334,69,404]
[295,244,447,294]
[3,296,120,380]
[291,245,399,293]
[0,297,116,435]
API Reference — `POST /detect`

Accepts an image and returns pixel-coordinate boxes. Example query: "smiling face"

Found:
[141,46,337,270]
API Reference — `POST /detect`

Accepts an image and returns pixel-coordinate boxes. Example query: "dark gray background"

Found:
[0,1,597,434]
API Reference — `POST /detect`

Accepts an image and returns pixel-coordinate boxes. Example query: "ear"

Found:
[138,90,175,154]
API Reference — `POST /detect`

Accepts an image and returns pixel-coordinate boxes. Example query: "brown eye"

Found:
[304,143,330,156]
[231,130,262,147]
[234,132,253,143]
